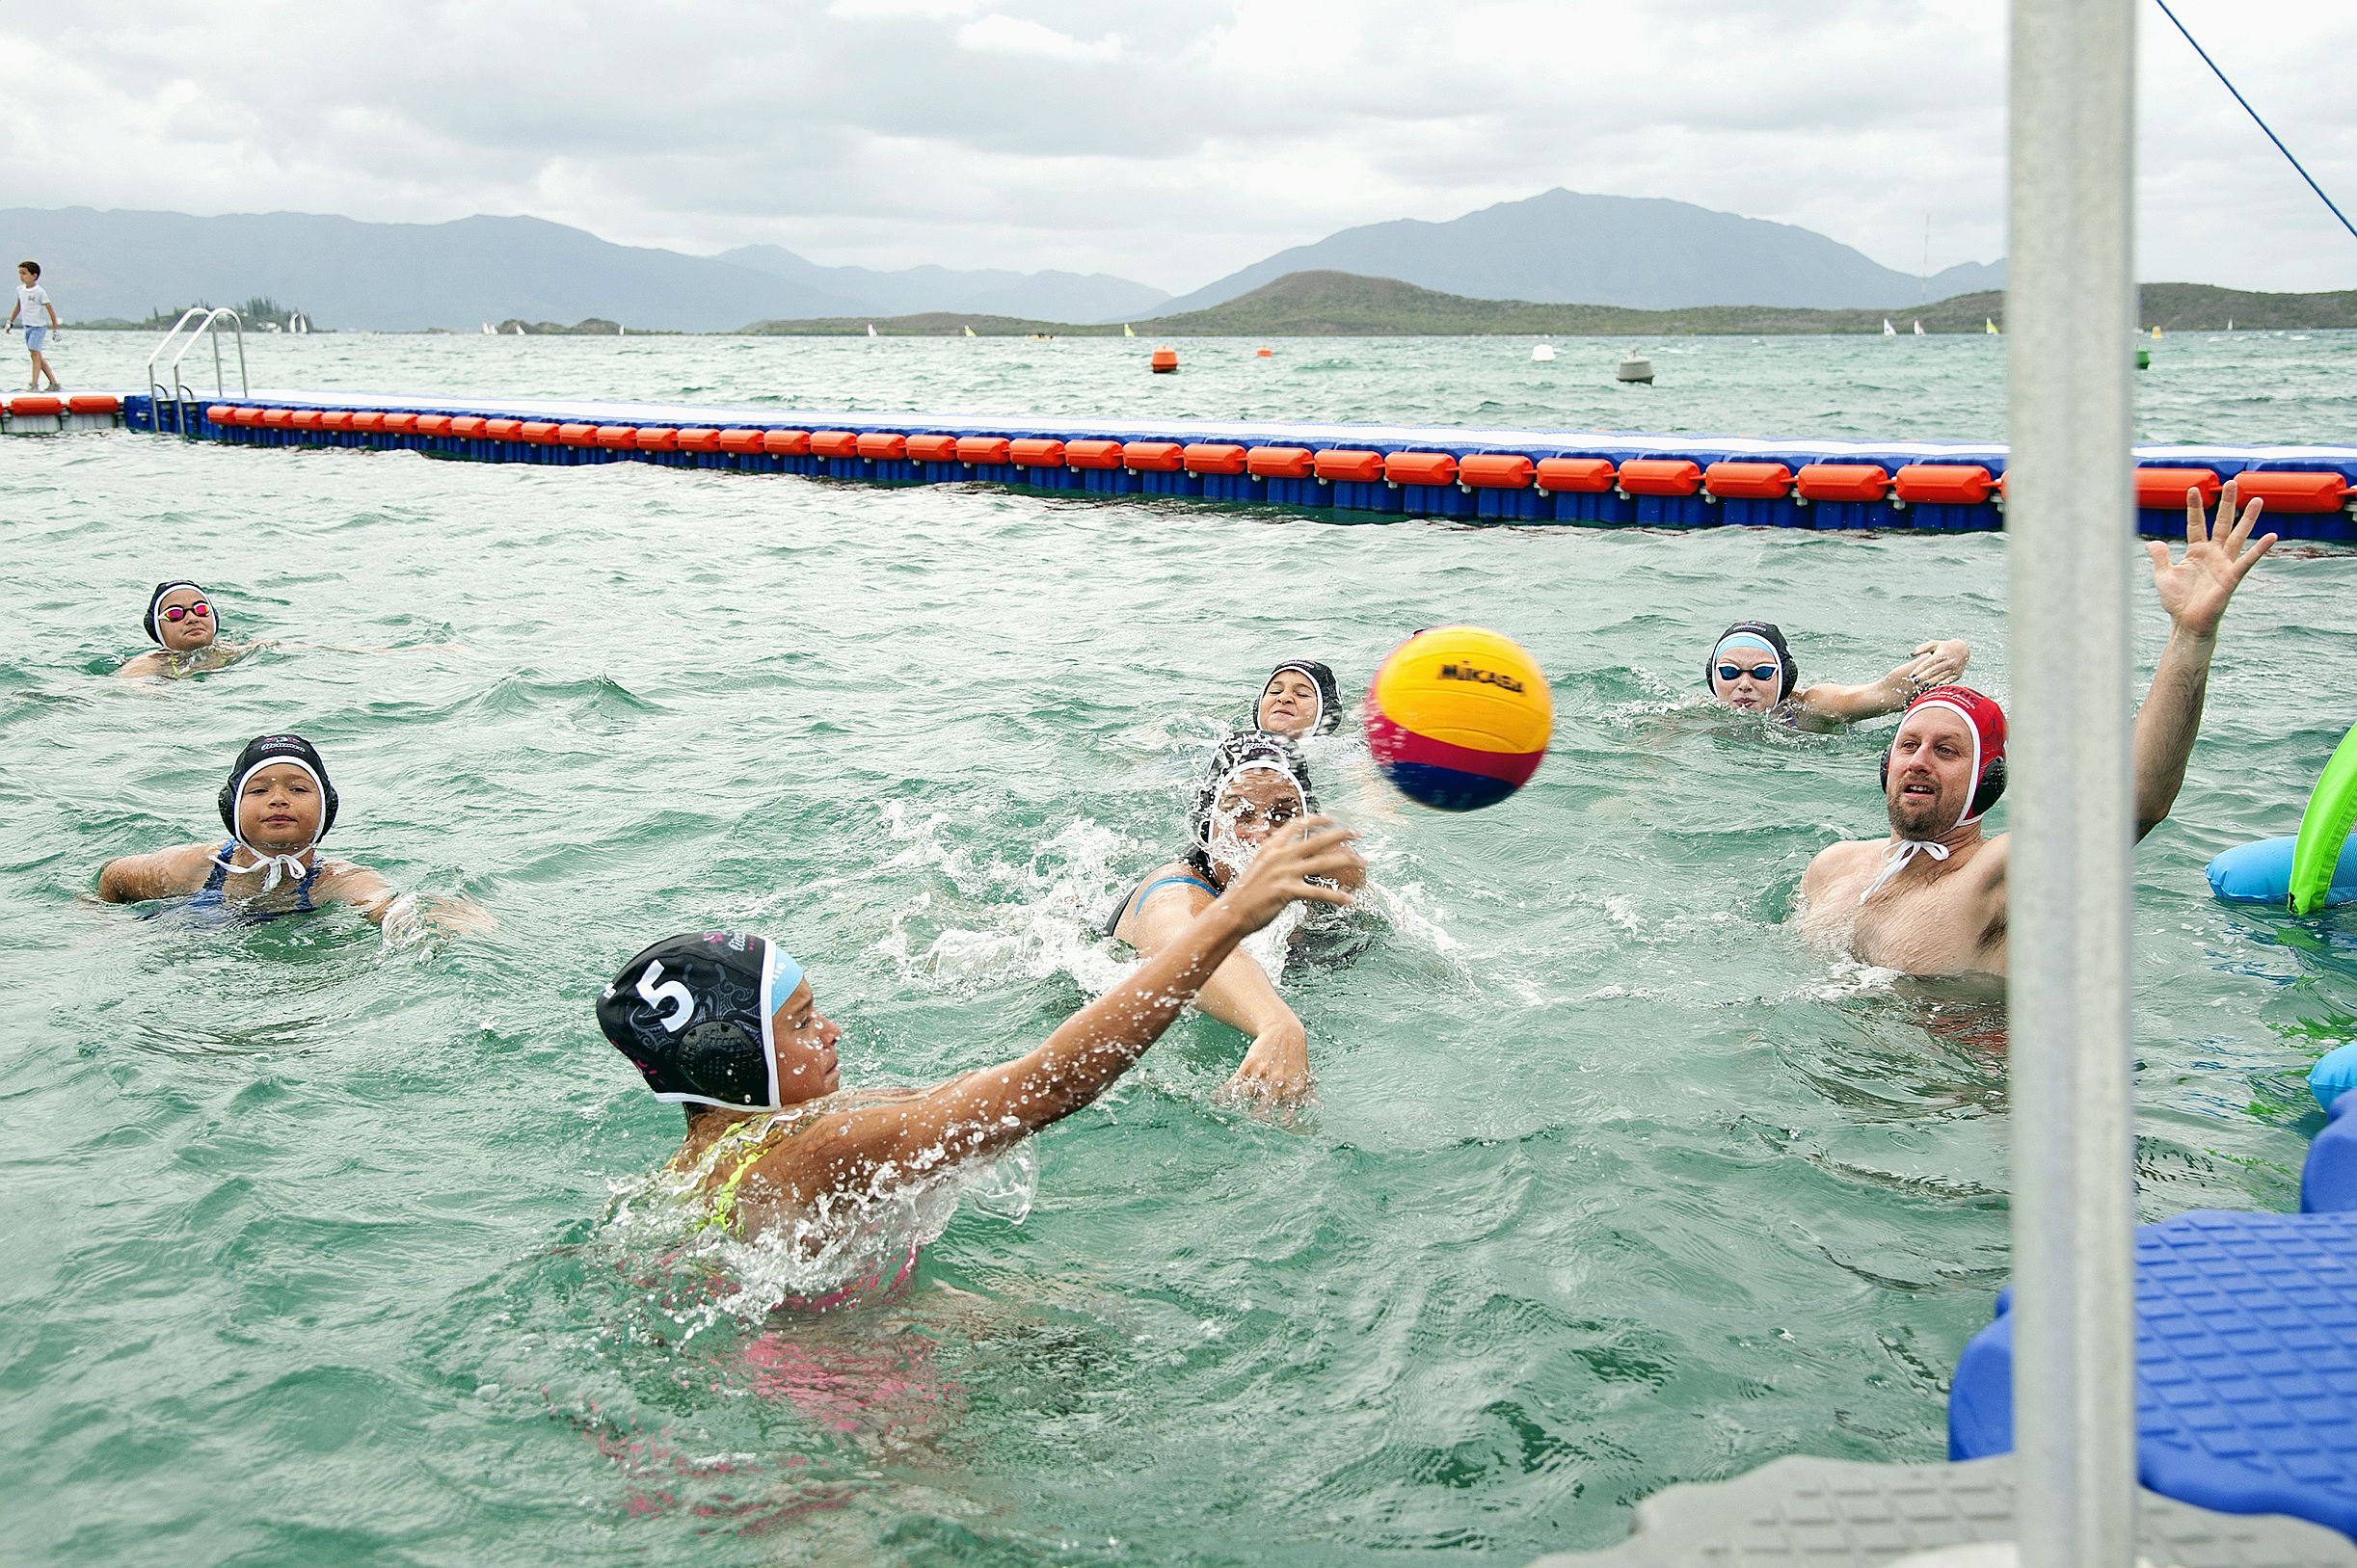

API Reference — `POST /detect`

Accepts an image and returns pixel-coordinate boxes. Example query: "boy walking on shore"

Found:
[11,260,63,391]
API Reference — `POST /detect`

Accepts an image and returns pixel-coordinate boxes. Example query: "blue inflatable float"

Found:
[2208,834,2357,907]
[2208,719,2357,912]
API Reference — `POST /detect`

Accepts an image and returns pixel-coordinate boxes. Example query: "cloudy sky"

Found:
[12,0,2354,293]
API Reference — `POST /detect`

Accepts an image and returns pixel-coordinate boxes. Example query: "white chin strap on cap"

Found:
[220,756,324,890]
[1860,838,1949,904]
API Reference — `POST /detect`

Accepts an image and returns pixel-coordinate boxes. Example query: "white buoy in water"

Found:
[1530,343,1556,361]
[1616,354,1654,385]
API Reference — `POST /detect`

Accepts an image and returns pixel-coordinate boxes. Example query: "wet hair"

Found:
[16,260,38,279]
[1186,731,1317,879]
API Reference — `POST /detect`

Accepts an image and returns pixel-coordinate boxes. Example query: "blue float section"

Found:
[2315,1045,2357,1116]
[1949,1134,2357,1540]
[126,389,2357,540]
[2211,836,2357,907]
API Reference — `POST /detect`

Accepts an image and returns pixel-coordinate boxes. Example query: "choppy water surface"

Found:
[3,332,2352,1566]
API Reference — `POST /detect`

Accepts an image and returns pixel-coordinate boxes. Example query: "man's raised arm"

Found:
[2133,482,2276,840]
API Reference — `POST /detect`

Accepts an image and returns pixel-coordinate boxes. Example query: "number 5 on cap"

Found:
[635,961,694,1032]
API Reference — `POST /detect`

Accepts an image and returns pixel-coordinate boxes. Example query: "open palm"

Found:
[2147,480,2276,637]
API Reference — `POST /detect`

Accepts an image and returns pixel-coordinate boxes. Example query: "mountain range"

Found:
[1148,190,2002,315]
[4,190,2002,332]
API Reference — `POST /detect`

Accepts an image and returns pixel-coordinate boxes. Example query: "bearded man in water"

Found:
[1797,484,2276,978]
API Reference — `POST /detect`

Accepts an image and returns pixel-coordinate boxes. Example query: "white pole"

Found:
[2006,0,2139,1561]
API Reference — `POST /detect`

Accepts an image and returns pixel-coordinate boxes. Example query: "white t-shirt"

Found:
[14,283,52,325]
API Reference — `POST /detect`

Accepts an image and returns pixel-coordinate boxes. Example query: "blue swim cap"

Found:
[598,932,809,1110]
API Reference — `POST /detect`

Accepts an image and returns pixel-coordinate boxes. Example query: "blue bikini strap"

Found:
[201,842,236,893]
[1130,873,1216,919]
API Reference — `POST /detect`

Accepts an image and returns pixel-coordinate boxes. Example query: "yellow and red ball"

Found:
[1365,626,1552,811]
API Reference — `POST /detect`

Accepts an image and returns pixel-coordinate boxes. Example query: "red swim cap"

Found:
[1890,684,2008,828]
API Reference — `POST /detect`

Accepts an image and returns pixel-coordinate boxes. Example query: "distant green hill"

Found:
[742,270,2357,337]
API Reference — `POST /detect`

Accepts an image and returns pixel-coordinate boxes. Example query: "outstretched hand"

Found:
[1220,815,1361,934]
[2149,480,2276,638]
[1898,638,1970,687]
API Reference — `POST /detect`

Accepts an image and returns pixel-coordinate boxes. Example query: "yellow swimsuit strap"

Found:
[689,1112,802,1237]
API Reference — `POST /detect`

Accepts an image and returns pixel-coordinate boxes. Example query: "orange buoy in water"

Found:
[1150,346,1178,374]
[1255,347,1273,358]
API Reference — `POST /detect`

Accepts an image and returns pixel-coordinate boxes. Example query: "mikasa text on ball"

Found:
[1364,626,1552,811]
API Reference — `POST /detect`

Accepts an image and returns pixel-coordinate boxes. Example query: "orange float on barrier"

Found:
[1314,449,1385,484]
[1183,442,1247,475]
[671,427,718,451]
[289,410,324,431]
[260,409,295,429]
[67,392,121,415]
[352,411,388,433]
[1124,440,1185,472]
[412,414,449,437]
[1010,438,1066,467]
[1704,461,1792,500]
[384,413,422,435]
[716,429,764,454]
[633,427,677,451]
[857,432,908,461]
[905,434,959,464]
[762,430,812,457]
[1384,451,1459,487]
[593,424,635,448]
[1459,454,1535,490]
[1619,458,1701,496]
[205,404,232,423]
[322,411,355,432]
[1246,445,1315,479]
[448,414,486,438]
[1891,465,1993,505]
[483,417,522,440]
[1535,457,1617,493]
[555,422,597,446]
[811,430,862,459]
[1066,438,1126,469]
[956,435,1012,465]
[2133,466,2221,509]
[1149,347,1178,373]
[221,406,260,426]
[2228,468,2346,513]
[9,394,64,417]
[1794,463,1888,502]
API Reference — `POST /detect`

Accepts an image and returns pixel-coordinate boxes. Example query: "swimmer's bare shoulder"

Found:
[115,644,258,681]
[94,843,217,902]
[1801,834,2010,972]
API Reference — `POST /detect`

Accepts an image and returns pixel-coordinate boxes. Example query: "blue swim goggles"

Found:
[1717,662,1779,683]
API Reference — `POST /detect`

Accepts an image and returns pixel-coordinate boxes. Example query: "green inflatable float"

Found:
[2291,719,2357,915]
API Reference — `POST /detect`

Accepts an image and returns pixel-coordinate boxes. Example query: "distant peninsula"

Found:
[742,270,2357,338]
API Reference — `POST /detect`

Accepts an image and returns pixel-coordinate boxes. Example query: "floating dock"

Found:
[11,387,2341,540]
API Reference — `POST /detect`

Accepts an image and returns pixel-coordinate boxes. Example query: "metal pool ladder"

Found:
[145,307,248,438]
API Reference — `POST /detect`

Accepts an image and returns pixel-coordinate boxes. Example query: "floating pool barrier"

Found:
[13,387,2357,541]
[2210,719,2357,912]
[0,391,126,434]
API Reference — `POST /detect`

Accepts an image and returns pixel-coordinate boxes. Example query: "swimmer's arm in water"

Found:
[94,844,214,902]
[2133,483,2276,840]
[1122,877,1313,1100]
[1793,640,1971,726]
[311,863,498,933]
[769,821,1362,1196]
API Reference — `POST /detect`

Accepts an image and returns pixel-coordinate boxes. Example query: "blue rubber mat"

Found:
[1950,1209,2357,1540]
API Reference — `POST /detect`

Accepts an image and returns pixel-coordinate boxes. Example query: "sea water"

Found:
[2,331,2353,1565]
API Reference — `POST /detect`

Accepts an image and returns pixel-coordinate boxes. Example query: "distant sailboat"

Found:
[617,324,626,336]
[963,325,976,337]
[480,322,496,335]
[1883,318,1896,336]
[2227,317,2235,332]
[511,322,524,336]
[866,323,877,337]
[1985,318,2000,334]
[1913,320,1924,335]
[1122,324,1135,338]
[2150,326,2162,340]
[290,312,308,335]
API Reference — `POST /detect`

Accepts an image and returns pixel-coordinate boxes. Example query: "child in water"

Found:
[116,581,264,679]
[95,733,492,933]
